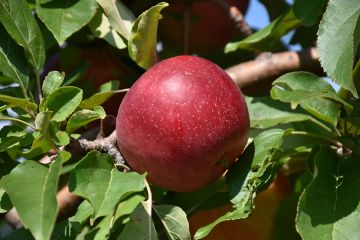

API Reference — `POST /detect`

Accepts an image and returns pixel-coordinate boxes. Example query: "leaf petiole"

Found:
[290,130,342,148]
[0,115,36,130]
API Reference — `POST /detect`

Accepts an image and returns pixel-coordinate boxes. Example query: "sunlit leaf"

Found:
[88,9,127,49]
[225,9,301,53]
[128,2,168,69]
[271,72,349,126]
[0,94,37,112]
[79,91,117,109]
[36,0,98,45]
[0,0,45,70]
[317,0,360,98]
[92,194,145,240]
[296,146,360,239]
[97,0,135,40]
[153,205,191,240]
[246,96,312,128]
[69,151,145,221]
[118,201,159,240]
[44,86,83,122]
[42,71,65,97]
[1,154,63,240]
[66,106,106,133]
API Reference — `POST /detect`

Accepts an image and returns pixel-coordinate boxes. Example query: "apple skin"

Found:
[116,55,249,192]
[189,173,292,239]
[159,0,250,54]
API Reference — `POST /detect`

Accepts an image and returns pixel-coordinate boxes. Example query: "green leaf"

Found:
[52,200,93,239]
[296,146,360,240]
[71,200,94,225]
[53,131,70,146]
[293,0,326,26]
[34,111,52,132]
[92,194,145,240]
[42,71,65,97]
[66,106,106,133]
[271,72,349,126]
[225,9,301,53]
[259,0,289,21]
[153,205,191,240]
[194,129,292,239]
[69,151,146,221]
[88,9,127,50]
[0,0,45,70]
[79,91,117,109]
[228,129,292,205]
[246,96,312,128]
[118,201,159,240]
[0,94,37,112]
[0,187,12,213]
[128,2,169,69]
[1,155,63,240]
[317,0,360,98]
[36,0,98,45]
[0,25,29,96]
[99,80,120,92]
[45,86,83,122]
[21,132,53,159]
[0,125,27,152]
[23,121,70,158]
[96,0,135,40]
[193,206,248,240]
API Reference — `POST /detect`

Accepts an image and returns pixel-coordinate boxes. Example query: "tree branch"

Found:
[73,130,129,171]
[226,47,322,90]
[212,0,252,36]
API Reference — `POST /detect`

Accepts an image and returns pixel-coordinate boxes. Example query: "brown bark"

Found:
[226,47,321,92]
[212,0,252,36]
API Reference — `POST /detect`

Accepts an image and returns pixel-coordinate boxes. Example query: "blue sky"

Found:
[245,0,270,29]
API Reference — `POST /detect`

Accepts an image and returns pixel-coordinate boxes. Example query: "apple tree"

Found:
[0,0,360,239]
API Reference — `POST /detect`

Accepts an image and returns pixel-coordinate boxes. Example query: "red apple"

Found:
[159,0,250,54]
[116,55,249,192]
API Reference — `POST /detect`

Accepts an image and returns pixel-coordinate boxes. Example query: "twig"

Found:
[212,0,252,36]
[56,185,82,221]
[4,208,22,229]
[76,130,129,170]
[226,47,322,88]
